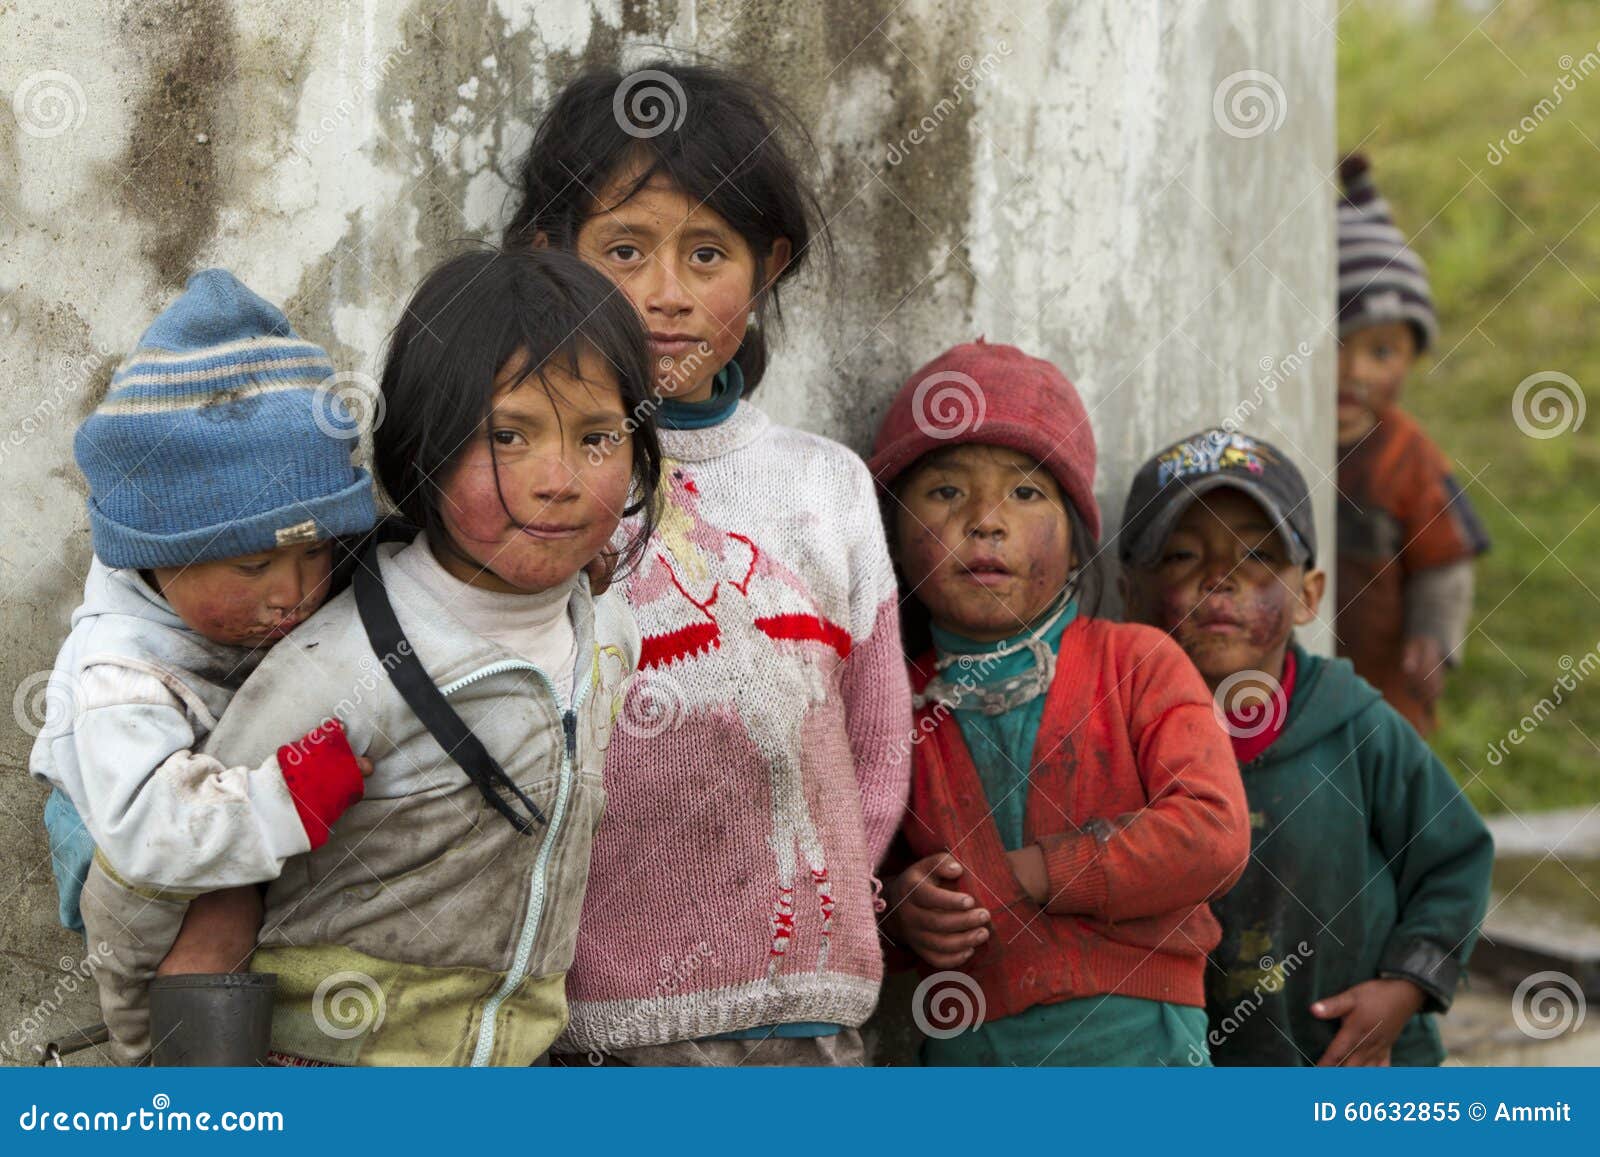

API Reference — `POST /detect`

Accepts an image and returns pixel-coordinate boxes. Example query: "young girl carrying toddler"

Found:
[197,247,660,1065]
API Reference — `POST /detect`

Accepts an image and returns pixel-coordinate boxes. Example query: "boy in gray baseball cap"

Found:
[1121,427,1491,1068]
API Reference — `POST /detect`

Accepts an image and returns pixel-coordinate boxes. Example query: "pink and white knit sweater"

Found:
[558,401,912,1054]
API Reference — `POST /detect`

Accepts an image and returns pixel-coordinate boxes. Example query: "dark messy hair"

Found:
[887,469,1107,659]
[503,60,828,391]
[374,246,662,581]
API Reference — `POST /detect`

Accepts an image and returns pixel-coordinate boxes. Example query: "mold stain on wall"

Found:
[110,0,239,290]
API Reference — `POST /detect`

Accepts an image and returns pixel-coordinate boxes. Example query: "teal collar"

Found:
[922,596,1079,715]
[657,362,744,430]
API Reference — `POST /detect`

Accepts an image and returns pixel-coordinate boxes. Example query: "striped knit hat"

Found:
[74,270,375,569]
[1338,153,1437,352]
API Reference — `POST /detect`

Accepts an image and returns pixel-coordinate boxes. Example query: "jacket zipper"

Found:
[436,658,589,1067]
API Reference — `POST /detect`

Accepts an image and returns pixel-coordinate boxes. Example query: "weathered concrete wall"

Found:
[0,0,1334,1062]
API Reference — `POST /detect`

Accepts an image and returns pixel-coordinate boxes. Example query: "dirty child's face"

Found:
[151,539,334,649]
[433,346,633,595]
[893,445,1076,643]
[1123,488,1323,687]
[574,163,789,404]
[1337,322,1416,446]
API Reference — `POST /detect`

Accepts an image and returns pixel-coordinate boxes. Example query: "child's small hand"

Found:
[885,854,991,969]
[1004,845,1049,905]
[355,755,375,778]
[1401,636,1445,705]
[1310,978,1427,1066]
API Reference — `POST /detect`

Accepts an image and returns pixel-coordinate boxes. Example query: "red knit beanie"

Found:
[868,338,1101,543]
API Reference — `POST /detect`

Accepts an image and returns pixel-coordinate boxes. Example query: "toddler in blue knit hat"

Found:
[31,269,378,1064]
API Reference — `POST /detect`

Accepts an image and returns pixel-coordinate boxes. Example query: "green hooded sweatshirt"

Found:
[1207,642,1494,1067]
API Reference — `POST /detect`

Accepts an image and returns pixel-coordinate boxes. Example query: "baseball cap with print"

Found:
[1118,428,1316,569]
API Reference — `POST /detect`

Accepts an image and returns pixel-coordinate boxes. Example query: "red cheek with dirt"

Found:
[1161,582,1295,662]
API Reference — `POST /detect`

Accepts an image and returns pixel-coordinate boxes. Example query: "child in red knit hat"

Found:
[870,339,1250,1065]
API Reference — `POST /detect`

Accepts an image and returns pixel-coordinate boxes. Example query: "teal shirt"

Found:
[657,363,743,430]
[922,604,1210,1067]
[1206,642,1494,1066]
[928,601,1079,851]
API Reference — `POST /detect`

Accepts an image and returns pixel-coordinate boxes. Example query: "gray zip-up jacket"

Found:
[196,540,638,1065]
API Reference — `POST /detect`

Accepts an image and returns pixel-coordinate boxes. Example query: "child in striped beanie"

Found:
[32,269,377,1063]
[1335,154,1490,735]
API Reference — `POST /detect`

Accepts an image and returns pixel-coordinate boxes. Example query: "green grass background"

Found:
[1339,1,1600,813]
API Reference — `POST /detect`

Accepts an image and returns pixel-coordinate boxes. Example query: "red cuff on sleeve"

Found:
[1039,831,1107,916]
[277,718,365,850]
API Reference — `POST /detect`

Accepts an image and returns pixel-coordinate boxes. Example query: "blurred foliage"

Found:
[1340,0,1600,812]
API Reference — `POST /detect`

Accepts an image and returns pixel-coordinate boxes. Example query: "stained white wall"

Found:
[0,0,1334,1059]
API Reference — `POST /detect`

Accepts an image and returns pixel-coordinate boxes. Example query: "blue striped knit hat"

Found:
[74,270,376,569]
[1337,154,1438,352]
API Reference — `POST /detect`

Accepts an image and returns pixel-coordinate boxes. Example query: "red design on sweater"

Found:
[276,717,365,850]
[753,614,852,658]
[639,622,721,669]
